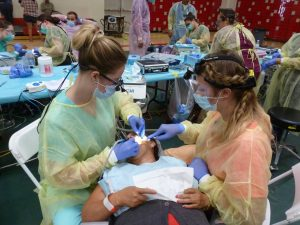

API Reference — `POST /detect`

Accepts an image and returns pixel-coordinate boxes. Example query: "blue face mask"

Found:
[67,20,76,27]
[147,0,156,3]
[193,93,222,111]
[95,83,116,99]
[40,25,48,34]
[4,33,14,42]
[187,23,194,31]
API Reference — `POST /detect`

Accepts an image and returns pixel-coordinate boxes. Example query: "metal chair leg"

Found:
[280,145,300,160]
[272,146,283,170]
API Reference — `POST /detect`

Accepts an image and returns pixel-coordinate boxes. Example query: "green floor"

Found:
[0,103,300,225]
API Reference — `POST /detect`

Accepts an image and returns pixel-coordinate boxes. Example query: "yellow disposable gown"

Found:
[38,90,141,225]
[264,33,300,111]
[210,23,261,79]
[165,111,272,225]
[39,25,72,66]
[178,24,210,53]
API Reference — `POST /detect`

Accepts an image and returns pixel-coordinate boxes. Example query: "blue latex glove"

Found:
[148,123,185,141]
[185,38,192,44]
[261,58,277,71]
[113,138,140,161]
[32,47,41,57]
[9,64,33,79]
[272,52,282,59]
[13,43,27,57]
[188,157,209,181]
[128,115,145,137]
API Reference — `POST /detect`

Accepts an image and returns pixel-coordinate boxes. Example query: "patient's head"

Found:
[127,133,160,165]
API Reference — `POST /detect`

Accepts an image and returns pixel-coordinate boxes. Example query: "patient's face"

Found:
[127,133,157,163]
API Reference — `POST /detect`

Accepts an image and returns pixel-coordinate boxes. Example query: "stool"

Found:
[268,107,300,170]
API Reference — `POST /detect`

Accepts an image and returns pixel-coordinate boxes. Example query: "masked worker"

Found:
[177,12,210,53]
[168,0,197,44]
[0,20,15,52]
[129,0,155,56]
[149,50,273,225]
[38,24,146,225]
[263,33,300,112]
[33,14,75,66]
[210,8,261,79]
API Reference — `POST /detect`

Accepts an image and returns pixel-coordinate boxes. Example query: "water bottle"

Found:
[23,52,36,68]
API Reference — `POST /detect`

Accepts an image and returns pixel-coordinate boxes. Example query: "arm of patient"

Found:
[164,144,197,164]
[82,186,156,222]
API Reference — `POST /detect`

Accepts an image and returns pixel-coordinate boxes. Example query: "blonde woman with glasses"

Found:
[38,24,145,225]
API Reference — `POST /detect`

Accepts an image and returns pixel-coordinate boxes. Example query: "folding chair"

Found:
[269,162,300,225]
[9,119,41,189]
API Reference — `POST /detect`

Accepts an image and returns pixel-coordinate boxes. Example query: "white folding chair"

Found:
[262,199,271,225]
[9,119,107,225]
[269,162,300,225]
[9,119,41,189]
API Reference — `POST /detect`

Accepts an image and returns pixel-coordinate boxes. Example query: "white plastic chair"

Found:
[269,162,300,225]
[9,119,107,225]
[9,119,41,189]
[262,199,271,225]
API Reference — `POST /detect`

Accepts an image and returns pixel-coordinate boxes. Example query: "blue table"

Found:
[144,69,185,83]
[0,65,187,105]
[0,66,73,105]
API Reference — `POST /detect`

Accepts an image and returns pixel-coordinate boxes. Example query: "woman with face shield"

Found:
[149,50,273,225]
[37,24,145,225]
[0,20,15,52]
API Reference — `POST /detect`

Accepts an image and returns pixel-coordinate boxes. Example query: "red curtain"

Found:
[236,0,300,42]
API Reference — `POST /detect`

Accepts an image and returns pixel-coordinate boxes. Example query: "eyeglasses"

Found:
[79,64,126,91]
[101,73,125,91]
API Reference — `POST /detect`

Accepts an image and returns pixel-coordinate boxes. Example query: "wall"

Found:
[11,0,104,22]
[103,0,233,33]
[104,0,132,33]
[220,0,237,9]
[236,0,300,42]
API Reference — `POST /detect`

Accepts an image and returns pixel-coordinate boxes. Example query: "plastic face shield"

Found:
[186,55,257,91]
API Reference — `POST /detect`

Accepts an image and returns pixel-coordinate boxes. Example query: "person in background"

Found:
[149,50,273,225]
[34,14,74,66]
[19,0,39,42]
[52,11,97,39]
[263,33,300,112]
[177,12,210,53]
[129,0,154,56]
[0,20,15,52]
[168,0,197,44]
[0,0,13,23]
[40,0,54,16]
[38,23,145,225]
[210,8,261,79]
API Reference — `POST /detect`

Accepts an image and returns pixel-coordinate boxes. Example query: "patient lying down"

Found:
[82,137,209,225]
